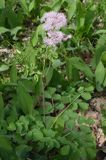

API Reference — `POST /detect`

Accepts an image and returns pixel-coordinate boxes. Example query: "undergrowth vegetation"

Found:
[0,0,106,160]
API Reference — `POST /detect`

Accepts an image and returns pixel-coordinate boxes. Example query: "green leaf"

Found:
[8,122,16,131]
[0,135,12,152]
[101,51,106,65]
[84,5,96,33]
[94,34,106,65]
[52,59,62,69]
[0,27,9,34]
[53,94,61,100]
[66,58,80,81]
[32,25,45,46]
[85,86,94,92]
[95,61,105,85]
[16,145,31,158]
[103,72,106,87]
[67,57,94,80]
[32,129,43,141]
[0,93,4,120]
[10,63,17,83]
[67,0,77,20]
[44,67,53,86]
[79,102,89,110]
[60,145,70,155]
[41,102,53,114]
[0,0,5,9]
[19,0,29,16]
[55,103,64,110]
[0,64,9,72]
[17,82,33,114]
[81,92,91,100]
[29,0,35,12]
[95,29,106,34]
[76,1,85,32]
[10,26,22,39]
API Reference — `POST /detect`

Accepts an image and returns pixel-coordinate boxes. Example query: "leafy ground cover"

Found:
[0,0,106,160]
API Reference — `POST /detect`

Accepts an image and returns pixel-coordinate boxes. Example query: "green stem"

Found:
[50,92,82,129]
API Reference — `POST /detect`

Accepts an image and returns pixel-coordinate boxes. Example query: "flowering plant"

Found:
[41,11,72,46]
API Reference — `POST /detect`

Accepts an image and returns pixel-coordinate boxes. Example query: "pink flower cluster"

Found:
[41,11,71,46]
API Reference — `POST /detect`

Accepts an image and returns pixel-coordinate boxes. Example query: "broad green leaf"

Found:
[66,58,79,81]
[50,0,63,11]
[29,0,35,12]
[0,64,9,72]
[44,91,51,99]
[0,0,5,9]
[0,135,12,152]
[79,102,89,110]
[101,51,106,65]
[103,70,106,87]
[44,67,53,86]
[84,5,96,33]
[0,93,4,120]
[32,25,45,46]
[60,145,70,155]
[94,34,106,66]
[55,103,64,110]
[19,0,29,16]
[67,57,94,80]
[10,26,22,39]
[0,27,9,34]
[17,83,33,114]
[67,0,77,20]
[95,29,106,34]
[16,145,31,158]
[32,129,43,141]
[81,92,91,100]
[52,59,62,69]
[85,86,94,92]
[76,1,85,32]
[8,122,16,131]
[95,61,105,85]
[10,63,17,83]
[41,102,53,114]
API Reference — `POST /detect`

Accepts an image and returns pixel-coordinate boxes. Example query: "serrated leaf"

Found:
[85,86,94,92]
[79,102,89,110]
[32,129,43,141]
[60,145,70,155]
[55,103,64,110]
[81,92,91,100]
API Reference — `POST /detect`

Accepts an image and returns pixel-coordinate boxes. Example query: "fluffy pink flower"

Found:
[41,11,57,23]
[44,31,71,46]
[44,31,64,46]
[41,11,72,46]
[41,11,67,31]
